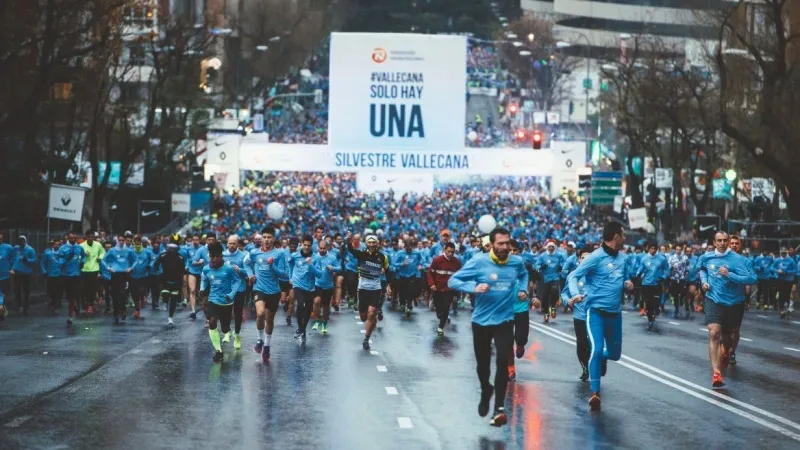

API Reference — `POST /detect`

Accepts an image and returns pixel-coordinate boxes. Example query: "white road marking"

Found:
[360,330,366,334]
[699,328,709,332]
[397,417,414,429]
[791,321,800,325]
[621,310,628,314]
[151,339,162,344]
[370,350,380,355]
[377,365,388,372]
[4,415,33,428]
[357,321,364,325]
[385,386,399,395]
[669,321,680,326]
[42,351,48,355]
[785,347,800,353]
[757,315,768,319]
[740,337,753,342]
[529,321,800,439]
[46,335,54,338]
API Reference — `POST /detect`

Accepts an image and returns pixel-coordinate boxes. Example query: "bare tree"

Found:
[701,0,800,219]
[497,16,578,111]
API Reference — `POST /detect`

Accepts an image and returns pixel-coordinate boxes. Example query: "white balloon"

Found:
[266,202,285,220]
[467,130,478,142]
[477,215,497,233]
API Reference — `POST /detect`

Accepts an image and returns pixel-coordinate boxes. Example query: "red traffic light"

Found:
[532,131,543,149]
[516,129,526,140]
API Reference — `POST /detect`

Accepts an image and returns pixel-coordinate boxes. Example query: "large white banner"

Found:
[238,143,556,176]
[549,141,585,197]
[357,172,434,195]
[48,184,86,222]
[171,193,191,213]
[205,133,243,190]
[328,32,467,150]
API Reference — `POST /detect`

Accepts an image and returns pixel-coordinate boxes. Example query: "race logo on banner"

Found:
[328,33,467,151]
[213,172,228,190]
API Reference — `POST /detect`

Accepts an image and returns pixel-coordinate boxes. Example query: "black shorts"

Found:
[315,288,334,306]
[254,291,281,313]
[207,302,234,332]
[279,281,292,294]
[187,273,201,291]
[358,289,381,314]
[704,300,745,331]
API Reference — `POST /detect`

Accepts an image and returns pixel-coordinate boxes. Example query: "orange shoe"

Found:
[133,310,140,319]
[639,308,646,316]
[87,306,94,314]
[589,392,601,411]
[712,371,725,388]
[550,308,557,319]
[508,365,516,380]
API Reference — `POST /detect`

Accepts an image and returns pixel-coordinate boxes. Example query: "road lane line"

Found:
[669,321,680,325]
[385,387,399,395]
[757,315,768,319]
[397,417,414,429]
[699,328,709,332]
[377,365,388,372]
[370,350,380,355]
[740,337,753,342]
[529,321,800,436]
[791,321,800,325]
[357,322,364,325]
[4,415,33,428]
[360,330,366,334]
[784,347,800,353]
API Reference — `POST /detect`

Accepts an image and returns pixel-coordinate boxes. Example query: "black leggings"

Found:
[774,279,793,311]
[669,281,687,310]
[508,311,531,366]
[81,272,98,309]
[13,273,32,312]
[295,289,315,333]
[433,291,456,327]
[756,280,773,307]
[641,284,662,321]
[539,280,560,313]
[160,282,182,317]
[574,318,590,370]
[397,277,417,309]
[472,321,514,409]
[110,273,129,317]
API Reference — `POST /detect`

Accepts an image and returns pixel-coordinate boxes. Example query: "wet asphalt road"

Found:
[1,298,799,450]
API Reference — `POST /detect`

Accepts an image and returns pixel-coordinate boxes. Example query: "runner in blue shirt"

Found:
[311,239,340,334]
[200,241,242,363]
[564,250,590,382]
[248,227,289,363]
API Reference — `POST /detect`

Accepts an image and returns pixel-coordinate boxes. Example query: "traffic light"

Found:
[509,103,518,117]
[532,131,543,149]
[515,129,526,141]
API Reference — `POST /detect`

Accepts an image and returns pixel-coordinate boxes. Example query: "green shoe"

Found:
[222,332,231,343]
[233,334,242,350]
[321,323,328,334]
[311,321,320,331]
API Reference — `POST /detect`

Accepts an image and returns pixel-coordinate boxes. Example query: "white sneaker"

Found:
[789,301,795,313]
[167,317,174,326]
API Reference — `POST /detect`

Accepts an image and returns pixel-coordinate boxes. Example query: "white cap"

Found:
[365,235,379,243]
[567,241,576,248]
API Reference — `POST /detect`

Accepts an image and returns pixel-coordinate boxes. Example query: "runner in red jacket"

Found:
[427,242,462,336]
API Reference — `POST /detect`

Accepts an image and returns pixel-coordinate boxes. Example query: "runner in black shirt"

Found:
[154,235,186,326]
[341,233,389,350]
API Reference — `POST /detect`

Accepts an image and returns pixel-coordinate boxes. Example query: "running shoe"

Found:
[580,367,589,382]
[182,299,188,307]
[507,365,516,381]
[405,309,411,319]
[639,308,646,316]
[399,305,406,313]
[729,352,737,366]
[285,316,292,326]
[437,327,444,336]
[262,346,270,362]
[378,310,383,321]
[294,329,302,339]
[190,312,197,320]
[87,306,94,314]
[254,339,264,354]
[550,307,556,319]
[67,316,73,327]
[333,305,339,312]
[712,371,725,388]
[780,310,787,319]
[648,321,654,331]
[222,332,231,343]
[589,393,601,411]
[312,321,320,331]
[321,323,328,334]
[543,314,549,324]
[233,334,242,350]
[489,408,507,427]
[300,334,306,345]
[720,350,730,369]
[362,337,370,351]
[213,351,223,363]
[167,317,174,327]
[516,345,525,359]
[133,310,140,319]
[478,385,494,417]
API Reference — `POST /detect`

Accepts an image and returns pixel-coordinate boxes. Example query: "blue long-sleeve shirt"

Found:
[568,247,630,314]
[130,248,155,279]
[58,243,86,277]
[191,246,209,274]
[448,253,529,326]
[770,256,797,282]
[636,253,669,286]
[289,251,317,292]
[12,245,37,275]
[536,251,566,283]
[562,275,588,321]
[40,248,62,277]
[561,254,578,279]
[223,249,253,293]
[392,249,423,279]
[103,246,136,273]
[278,248,292,281]
[201,264,242,306]
[314,251,340,290]
[753,255,774,280]
[0,243,14,280]
[249,247,288,295]
[686,255,699,282]
[697,250,757,306]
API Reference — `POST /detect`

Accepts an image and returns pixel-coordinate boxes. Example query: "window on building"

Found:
[52,82,73,101]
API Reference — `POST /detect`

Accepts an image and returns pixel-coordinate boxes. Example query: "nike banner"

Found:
[139,200,169,234]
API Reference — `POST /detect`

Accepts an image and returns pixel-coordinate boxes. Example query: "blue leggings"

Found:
[586,308,622,393]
